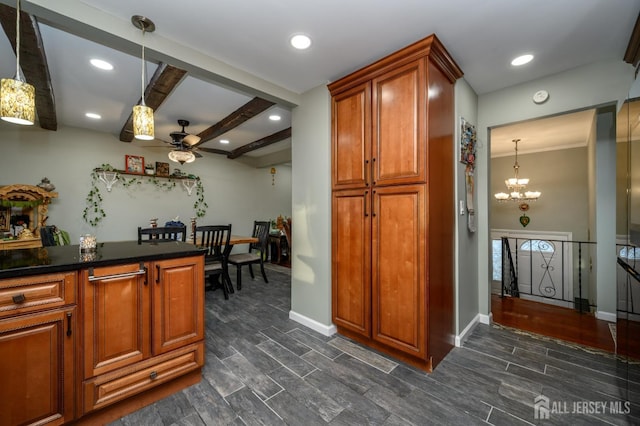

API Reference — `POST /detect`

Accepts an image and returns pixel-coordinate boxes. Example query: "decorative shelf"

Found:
[94,168,196,180]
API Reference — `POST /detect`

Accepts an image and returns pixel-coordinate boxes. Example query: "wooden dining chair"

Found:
[137,226,187,243]
[227,221,270,290]
[196,224,233,299]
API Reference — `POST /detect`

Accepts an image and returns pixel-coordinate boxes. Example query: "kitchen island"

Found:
[0,241,205,425]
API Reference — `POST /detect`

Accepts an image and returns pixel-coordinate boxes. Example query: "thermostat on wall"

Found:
[533,89,549,104]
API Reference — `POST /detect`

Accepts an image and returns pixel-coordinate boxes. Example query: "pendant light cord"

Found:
[15,0,21,81]
[140,25,146,107]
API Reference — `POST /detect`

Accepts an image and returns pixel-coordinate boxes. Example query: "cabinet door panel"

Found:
[0,308,75,426]
[332,189,371,336]
[82,264,150,378]
[152,256,204,355]
[332,82,371,190]
[372,185,425,357]
[372,60,426,186]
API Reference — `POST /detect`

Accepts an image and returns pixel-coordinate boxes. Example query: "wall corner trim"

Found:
[455,314,482,347]
[595,310,617,323]
[289,310,337,336]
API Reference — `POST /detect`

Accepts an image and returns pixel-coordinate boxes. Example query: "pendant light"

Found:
[131,15,155,140]
[1,0,35,125]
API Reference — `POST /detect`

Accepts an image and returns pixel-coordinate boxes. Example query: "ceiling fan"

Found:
[166,119,202,164]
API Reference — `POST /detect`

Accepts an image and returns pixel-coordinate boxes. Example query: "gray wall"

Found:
[0,124,292,243]
[290,85,332,329]
[455,78,480,335]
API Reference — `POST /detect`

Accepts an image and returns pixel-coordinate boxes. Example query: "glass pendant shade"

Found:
[133,104,154,140]
[1,78,35,125]
[168,149,195,164]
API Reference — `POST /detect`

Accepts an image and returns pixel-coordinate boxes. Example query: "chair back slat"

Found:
[249,221,270,253]
[196,224,232,263]
[138,226,187,243]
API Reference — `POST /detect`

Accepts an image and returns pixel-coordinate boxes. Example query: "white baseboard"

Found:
[479,312,492,325]
[289,310,337,336]
[596,310,617,323]
[455,314,481,347]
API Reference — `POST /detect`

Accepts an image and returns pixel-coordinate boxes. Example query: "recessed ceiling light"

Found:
[511,54,534,66]
[85,112,101,119]
[290,34,311,50]
[269,115,281,121]
[220,139,229,144]
[90,58,113,70]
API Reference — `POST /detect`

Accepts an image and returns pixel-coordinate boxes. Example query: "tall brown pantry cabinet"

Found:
[329,34,462,372]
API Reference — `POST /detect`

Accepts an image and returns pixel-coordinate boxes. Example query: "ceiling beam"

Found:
[0,5,56,130]
[625,12,640,68]
[228,127,291,159]
[197,147,231,156]
[119,62,187,142]
[193,97,275,146]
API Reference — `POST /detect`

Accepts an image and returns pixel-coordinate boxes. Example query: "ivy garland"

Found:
[82,164,208,227]
[0,199,44,208]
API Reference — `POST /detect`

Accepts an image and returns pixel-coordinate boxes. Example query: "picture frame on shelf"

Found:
[0,208,9,232]
[156,161,170,177]
[125,155,145,174]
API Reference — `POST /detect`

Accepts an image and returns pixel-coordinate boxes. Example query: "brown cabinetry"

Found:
[0,272,77,426]
[330,34,462,371]
[80,255,204,414]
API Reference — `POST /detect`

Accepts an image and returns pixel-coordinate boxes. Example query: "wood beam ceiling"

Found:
[0,5,56,130]
[625,13,640,69]
[119,63,187,142]
[193,97,275,146]
[199,126,291,159]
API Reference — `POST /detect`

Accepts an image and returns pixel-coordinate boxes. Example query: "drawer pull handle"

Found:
[88,268,146,282]
[156,265,161,284]
[66,312,72,337]
[12,293,26,304]
[149,371,158,380]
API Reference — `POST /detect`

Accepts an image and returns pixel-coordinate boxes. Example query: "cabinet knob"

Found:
[149,371,158,380]
[12,293,26,304]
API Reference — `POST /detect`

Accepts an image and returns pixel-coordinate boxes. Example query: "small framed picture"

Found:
[125,155,145,174]
[0,208,9,232]
[156,161,170,177]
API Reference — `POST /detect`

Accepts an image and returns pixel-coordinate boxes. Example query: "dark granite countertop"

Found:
[0,241,205,279]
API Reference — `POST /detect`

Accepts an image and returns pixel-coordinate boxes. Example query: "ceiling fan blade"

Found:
[194,151,203,158]
[183,134,201,146]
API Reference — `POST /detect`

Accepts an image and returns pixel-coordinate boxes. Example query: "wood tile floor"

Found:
[111,266,640,425]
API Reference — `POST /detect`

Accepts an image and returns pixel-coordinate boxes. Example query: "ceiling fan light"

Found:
[1,78,35,125]
[168,149,195,164]
[133,104,154,140]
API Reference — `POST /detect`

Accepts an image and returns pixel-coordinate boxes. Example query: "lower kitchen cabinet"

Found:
[79,255,204,416]
[0,307,76,426]
[0,242,206,425]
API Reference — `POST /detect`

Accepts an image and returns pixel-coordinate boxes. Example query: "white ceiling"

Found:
[0,0,638,162]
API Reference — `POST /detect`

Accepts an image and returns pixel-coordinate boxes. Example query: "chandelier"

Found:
[494,138,541,203]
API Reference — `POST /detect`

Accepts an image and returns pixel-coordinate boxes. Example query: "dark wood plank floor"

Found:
[110,268,640,425]
[491,294,616,353]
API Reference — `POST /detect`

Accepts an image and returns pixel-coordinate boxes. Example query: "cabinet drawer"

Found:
[82,342,204,414]
[0,271,76,318]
